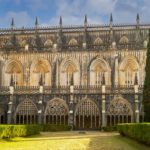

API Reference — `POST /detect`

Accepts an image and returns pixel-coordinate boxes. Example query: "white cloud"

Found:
[0,11,33,27]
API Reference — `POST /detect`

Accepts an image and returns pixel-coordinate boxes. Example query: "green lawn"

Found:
[0,131,149,150]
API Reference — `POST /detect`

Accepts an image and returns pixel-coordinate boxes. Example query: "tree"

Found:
[143,29,150,122]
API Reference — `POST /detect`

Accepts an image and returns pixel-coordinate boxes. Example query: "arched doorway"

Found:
[15,99,38,124]
[44,98,69,125]
[107,96,133,126]
[0,107,5,124]
[75,98,100,129]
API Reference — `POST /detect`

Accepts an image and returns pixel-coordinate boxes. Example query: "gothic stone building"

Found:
[0,15,148,129]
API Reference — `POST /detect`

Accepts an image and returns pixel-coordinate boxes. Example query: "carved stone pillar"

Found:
[7,86,14,124]
[134,84,139,123]
[38,85,43,124]
[69,85,74,130]
[102,84,106,128]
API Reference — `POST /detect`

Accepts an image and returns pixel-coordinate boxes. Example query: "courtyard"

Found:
[0,131,149,150]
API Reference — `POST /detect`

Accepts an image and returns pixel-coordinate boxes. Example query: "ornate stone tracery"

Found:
[15,99,38,124]
[45,98,69,125]
[75,98,100,129]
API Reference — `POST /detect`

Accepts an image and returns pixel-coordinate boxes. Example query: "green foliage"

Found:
[102,126,117,132]
[0,125,41,139]
[143,29,150,121]
[42,124,71,132]
[117,123,150,145]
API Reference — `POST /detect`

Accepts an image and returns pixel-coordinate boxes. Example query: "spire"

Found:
[35,17,39,28]
[39,74,43,86]
[10,75,14,86]
[136,13,140,26]
[11,18,15,29]
[59,16,62,27]
[134,73,138,85]
[84,14,87,26]
[109,13,113,29]
[102,74,105,85]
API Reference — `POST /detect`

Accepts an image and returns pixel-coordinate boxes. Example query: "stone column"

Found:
[134,74,139,123]
[69,85,74,130]
[102,84,106,128]
[114,53,119,88]
[38,85,43,124]
[7,86,14,124]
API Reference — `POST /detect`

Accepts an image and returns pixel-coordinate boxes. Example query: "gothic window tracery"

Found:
[31,59,51,86]
[44,39,53,47]
[68,38,78,46]
[45,98,69,125]
[107,96,133,126]
[119,57,139,86]
[119,36,129,44]
[5,61,23,86]
[75,98,100,129]
[15,99,38,124]
[94,37,103,45]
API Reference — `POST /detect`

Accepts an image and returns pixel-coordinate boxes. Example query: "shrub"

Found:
[42,124,71,132]
[117,123,150,145]
[0,125,41,139]
[102,126,117,132]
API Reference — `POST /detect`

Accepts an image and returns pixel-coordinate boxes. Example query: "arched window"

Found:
[107,96,133,126]
[44,98,69,125]
[119,56,139,86]
[60,58,80,86]
[94,37,103,45]
[44,39,53,47]
[30,59,51,86]
[4,60,23,86]
[90,58,110,86]
[15,99,38,124]
[75,98,100,129]
[68,38,78,46]
[119,36,129,44]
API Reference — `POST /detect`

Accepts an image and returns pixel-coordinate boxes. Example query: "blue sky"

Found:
[0,0,149,27]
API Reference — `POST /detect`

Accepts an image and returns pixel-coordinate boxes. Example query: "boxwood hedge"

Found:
[0,125,42,139]
[0,124,71,139]
[117,123,150,145]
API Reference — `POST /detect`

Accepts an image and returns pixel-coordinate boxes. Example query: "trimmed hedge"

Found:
[102,126,117,132]
[0,125,42,139]
[117,123,150,145]
[42,124,71,132]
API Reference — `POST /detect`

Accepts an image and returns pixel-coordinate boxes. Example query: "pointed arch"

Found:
[0,107,5,124]
[60,57,80,86]
[107,96,133,125]
[30,59,51,86]
[89,57,111,85]
[44,39,53,47]
[119,56,139,86]
[20,40,27,47]
[94,37,103,45]
[75,98,100,129]
[15,98,38,124]
[68,38,78,46]
[3,59,23,86]
[44,98,69,125]
[119,36,129,44]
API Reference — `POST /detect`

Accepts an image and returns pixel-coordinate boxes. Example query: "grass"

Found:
[0,131,150,150]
